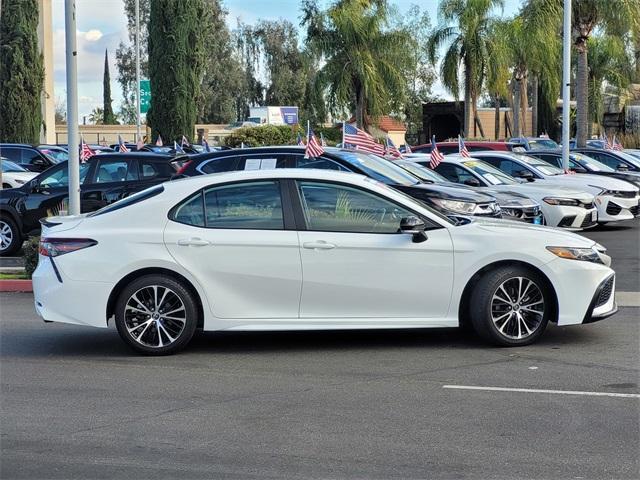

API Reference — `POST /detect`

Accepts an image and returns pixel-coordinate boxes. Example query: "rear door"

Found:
[164,179,302,319]
[82,157,138,212]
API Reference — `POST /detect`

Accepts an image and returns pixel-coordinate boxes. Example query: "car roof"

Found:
[0,143,38,148]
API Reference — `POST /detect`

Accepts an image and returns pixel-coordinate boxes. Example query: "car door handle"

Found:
[303,241,336,250]
[177,238,211,247]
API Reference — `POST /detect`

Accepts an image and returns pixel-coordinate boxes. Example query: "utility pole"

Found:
[64,0,80,215]
[561,0,571,173]
[135,0,141,141]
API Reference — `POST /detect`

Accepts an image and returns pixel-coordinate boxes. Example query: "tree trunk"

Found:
[472,96,485,138]
[531,75,538,137]
[494,94,500,140]
[463,61,471,138]
[575,42,589,148]
[355,84,365,130]
[513,79,521,138]
[520,74,528,137]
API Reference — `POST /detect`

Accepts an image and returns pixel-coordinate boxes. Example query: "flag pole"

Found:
[561,0,571,172]
[135,0,141,141]
[64,0,80,215]
[342,121,345,147]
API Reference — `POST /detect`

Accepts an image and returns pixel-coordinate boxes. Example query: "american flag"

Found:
[181,135,190,148]
[429,136,444,168]
[174,141,185,154]
[136,135,144,151]
[297,133,305,146]
[343,123,384,155]
[385,137,403,158]
[602,133,612,150]
[404,143,412,154]
[80,137,95,163]
[155,135,163,146]
[305,129,325,158]
[458,135,470,158]
[202,138,211,152]
[612,135,623,151]
[117,135,129,153]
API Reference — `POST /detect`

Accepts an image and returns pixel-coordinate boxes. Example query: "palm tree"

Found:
[303,0,411,129]
[428,0,504,138]
[485,19,511,139]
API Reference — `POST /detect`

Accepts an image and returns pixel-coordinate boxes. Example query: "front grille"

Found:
[580,214,596,227]
[614,191,636,199]
[503,206,541,222]
[606,202,622,215]
[558,215,576,227]
[630,203,639,216]
[595,276,614,308]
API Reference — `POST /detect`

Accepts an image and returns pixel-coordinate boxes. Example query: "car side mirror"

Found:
[32,158,46,167]
[515,170,534,182]
[463,177,481,187]
[399,216,428,243]
[617,163,629,171]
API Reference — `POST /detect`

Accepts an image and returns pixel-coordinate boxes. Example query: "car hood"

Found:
[543,173,639,193]
[3,171,37,182]
[396,182,496,203]
[490,183,594,202]
[461,217,595,249]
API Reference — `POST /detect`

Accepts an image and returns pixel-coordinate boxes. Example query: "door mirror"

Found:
[399,216,427,243]
[515,170,534,182]
[463,177,481,187]
[32,157,47,167]
[617,163,629,171]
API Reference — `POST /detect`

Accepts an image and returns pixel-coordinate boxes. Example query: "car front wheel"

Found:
[115,275,198,355]
[470,265,551,346]
[0,217,22,256]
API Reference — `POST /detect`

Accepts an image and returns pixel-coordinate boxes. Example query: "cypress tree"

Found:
[0,0,44,143]
[103,49,117,125]
[147,0,206,142]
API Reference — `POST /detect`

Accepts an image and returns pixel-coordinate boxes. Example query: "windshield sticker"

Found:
[483,173,501,185]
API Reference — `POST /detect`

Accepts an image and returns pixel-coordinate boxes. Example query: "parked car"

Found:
[0,144,57,172]
[472,151,640,224]
[1,159,38,189]
[394,159,543,224]
[414,155,598,230]
[624,149,640,160]
[571,148,640,174]
[0,153,180,256]
[508,137,559,151]
[411,141,526,155]
[568,139,606,149]
[38,145,69,163]
[527,150,640,188]
[176,146,502,219]
[33,168,618,354]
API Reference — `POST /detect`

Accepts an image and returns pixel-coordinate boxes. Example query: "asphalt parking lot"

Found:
[1,221,639,479]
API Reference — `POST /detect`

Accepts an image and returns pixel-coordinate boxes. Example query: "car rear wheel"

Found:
[0,217,22,256]
[115,275,198,355]
[470,265,551,346]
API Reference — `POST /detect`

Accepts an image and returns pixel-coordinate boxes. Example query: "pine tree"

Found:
[147,0,206,142]
[0,0,44,143]
[103,49,117,125]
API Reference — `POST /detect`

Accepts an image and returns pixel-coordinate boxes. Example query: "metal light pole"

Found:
[135,0,141,141]
[561,0,571,173]
[64,0,80,215]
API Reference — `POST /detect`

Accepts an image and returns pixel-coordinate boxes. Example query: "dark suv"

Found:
[0,144,57,172]
[176,146,501,220]
[0,153,180,255]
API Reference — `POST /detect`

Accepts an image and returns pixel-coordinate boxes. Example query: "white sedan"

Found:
[33,169,618,354]
[1,159,38,188]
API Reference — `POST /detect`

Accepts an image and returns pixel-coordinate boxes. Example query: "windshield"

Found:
[462,160,519,185]
[332,150,420,186]
[397,162,447,182]
[616,151,640,169]
[1,159,27,172]
[528,139,559,150]
[571,153,614,172]
[518,154,564,176]
[39,148,68,163]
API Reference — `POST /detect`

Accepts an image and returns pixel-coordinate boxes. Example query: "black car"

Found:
[175,146,501,220]
[528,150,640,188]
[0,153,180,255]
[0,144,57,172]
[571,148,640,174]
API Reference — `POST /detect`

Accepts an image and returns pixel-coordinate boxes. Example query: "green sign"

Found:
[140,80,151,114]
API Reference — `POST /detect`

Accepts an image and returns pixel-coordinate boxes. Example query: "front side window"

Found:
[39,163,90,188]
[298,181,413,233]
[94,160,138,183]
[140,160,175,180]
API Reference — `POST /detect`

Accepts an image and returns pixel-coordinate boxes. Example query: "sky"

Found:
[51,0,523,120]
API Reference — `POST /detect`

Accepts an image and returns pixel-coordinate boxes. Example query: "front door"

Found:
[294,180,454,320]
[164,179,302,319]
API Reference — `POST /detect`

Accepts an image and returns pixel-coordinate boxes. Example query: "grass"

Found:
[0,272,29,280]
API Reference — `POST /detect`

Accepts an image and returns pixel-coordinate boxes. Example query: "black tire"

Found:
[115,274,198,355]
[0,216,22,257]
[469,265,551,346]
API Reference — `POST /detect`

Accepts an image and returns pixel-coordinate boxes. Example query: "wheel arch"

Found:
[458,260,559,327]
[106,267,205,329]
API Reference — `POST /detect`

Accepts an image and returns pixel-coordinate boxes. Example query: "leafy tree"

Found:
[102,50,117,125]
[225,125,297,147]
[115,0,150,124]
[428,0,504,138]
[147,0,207,142]
[303,0,412,129]
[55,97,66,125]
[0,0,44,143]
[88,107,105,125]
[232,22,267,120]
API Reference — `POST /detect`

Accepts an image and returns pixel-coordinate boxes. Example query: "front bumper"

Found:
[595,195,638,222]
[542,204,598,230]
[583,274,618,323]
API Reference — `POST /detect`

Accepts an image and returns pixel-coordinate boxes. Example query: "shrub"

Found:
[22,236,39,279]
[224,125,299,147]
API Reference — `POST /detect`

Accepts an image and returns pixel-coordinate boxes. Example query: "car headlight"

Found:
[546,246,604,264]
[543,197,579,206]
[431,198,477,214]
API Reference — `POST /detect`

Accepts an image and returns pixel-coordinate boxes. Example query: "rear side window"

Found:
[90,185,165,217]
[0,147,21,163]
[94,160,138,183]
[199,157,240,174]
[140,160,175,180]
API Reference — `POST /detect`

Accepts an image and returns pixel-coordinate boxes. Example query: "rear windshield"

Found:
[89,185,164,217]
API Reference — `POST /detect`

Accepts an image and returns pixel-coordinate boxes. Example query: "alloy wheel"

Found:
[0,220,13,252]
[123,285,187,348]
[490,277,545,340]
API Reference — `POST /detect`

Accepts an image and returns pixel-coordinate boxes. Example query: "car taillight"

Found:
[39,238,98,257]
[175,160,193,175]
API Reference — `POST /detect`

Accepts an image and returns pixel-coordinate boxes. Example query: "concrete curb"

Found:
[0,280,33,292]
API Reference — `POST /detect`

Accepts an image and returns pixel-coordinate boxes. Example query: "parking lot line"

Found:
[443,385,640,398]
